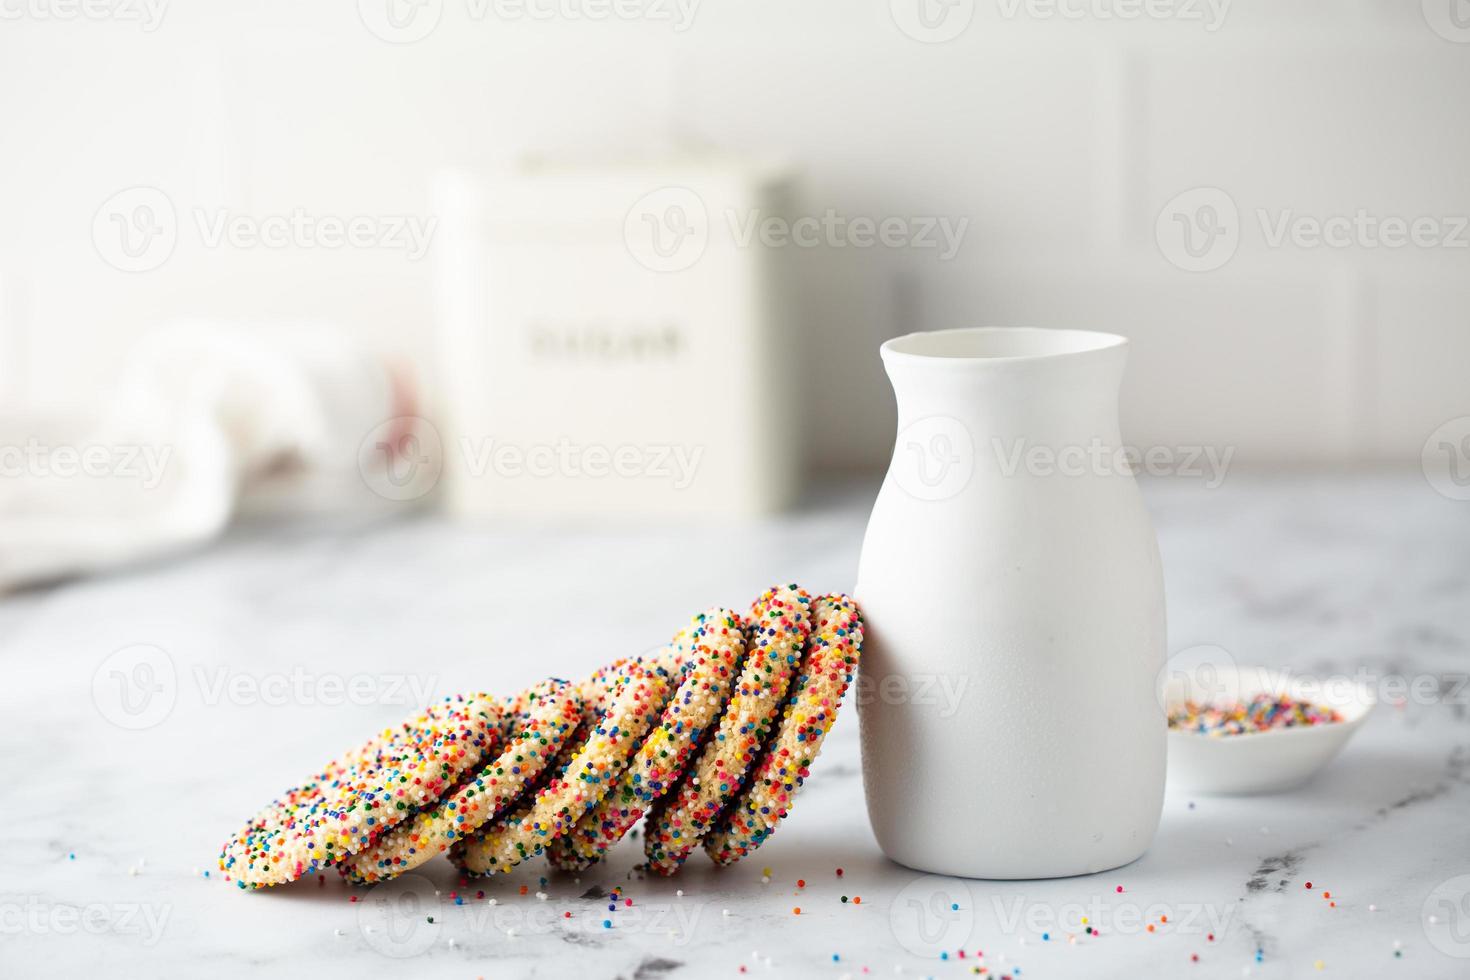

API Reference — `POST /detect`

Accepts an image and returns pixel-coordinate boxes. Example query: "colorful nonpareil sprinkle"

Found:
[454,659,673,877]
[220,584,862,892]
[548,607,747,873]
[1168,694,1342,736]
[341,680,583,885]
[646,586,813,875]
[219,693,501,889]
[706,596,862,867]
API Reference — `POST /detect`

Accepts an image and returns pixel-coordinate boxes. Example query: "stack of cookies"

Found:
[218,585,862,889]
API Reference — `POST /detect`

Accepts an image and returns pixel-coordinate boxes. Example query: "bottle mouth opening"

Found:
[881,327,1128,365]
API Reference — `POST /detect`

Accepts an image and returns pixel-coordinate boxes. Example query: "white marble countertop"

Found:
[3,474,1467,979]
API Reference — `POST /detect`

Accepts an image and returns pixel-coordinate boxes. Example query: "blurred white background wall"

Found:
[1,0,1467,472]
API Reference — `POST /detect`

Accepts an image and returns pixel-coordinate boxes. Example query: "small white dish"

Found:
[1165,665,1375,795]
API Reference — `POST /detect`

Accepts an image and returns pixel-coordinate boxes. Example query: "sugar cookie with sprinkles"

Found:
[547,647,680,782]
[547,607,747,871]
[509,649,675,834]
[529,658,640,796]
[340,680,583,885]
[577,658,631,716]
[453,657,674,876]
[219,693,500,889]
[577,646,682,713]
[506,663,618,817]
[644,585,811,876]
[704,594,862,865]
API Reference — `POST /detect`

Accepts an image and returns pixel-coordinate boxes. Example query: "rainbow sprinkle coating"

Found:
[220,584,862,889]
[218,693,500,889]
[705,594,863,865]
[339,680,583,884]
[1168,694,1343,736]
[547,607,747,872]
[644,585,812,876]
[452,657,674,876]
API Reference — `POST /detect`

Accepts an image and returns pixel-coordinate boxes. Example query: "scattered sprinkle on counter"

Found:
[213,586,866,904]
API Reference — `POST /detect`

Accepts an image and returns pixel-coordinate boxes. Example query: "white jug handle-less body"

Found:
[856,327,1166,879]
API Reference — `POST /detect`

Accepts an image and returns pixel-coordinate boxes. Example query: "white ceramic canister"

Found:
[856,327,1166,879]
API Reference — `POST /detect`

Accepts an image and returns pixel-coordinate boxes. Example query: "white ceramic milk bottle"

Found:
[856,327,1165,879]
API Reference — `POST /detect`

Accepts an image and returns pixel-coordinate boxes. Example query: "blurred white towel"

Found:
[0,322,430,592]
